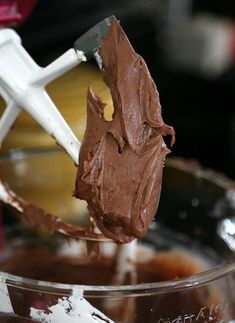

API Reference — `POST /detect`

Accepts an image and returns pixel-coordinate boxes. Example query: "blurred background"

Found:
[1,0,235,179]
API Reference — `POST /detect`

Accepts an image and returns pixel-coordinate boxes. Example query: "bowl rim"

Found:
[1,262,234,297]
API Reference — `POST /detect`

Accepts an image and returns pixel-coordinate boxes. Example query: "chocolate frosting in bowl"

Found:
[75,18,175,244]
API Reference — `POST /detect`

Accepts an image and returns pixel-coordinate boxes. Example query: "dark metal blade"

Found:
[74,16,115,61]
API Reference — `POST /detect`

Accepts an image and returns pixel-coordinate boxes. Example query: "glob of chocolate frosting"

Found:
[74,18,175,244]
[1,18,174,245]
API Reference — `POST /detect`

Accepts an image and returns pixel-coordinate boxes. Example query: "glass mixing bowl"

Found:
[0,148,234,322]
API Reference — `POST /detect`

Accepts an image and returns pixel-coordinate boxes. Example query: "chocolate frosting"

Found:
[74,18,175,244]
[1,18,174,245]
[2,245,222,322]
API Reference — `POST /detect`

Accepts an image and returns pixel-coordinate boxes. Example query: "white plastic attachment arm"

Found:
[0,100,20,145]
[0,28,86,165]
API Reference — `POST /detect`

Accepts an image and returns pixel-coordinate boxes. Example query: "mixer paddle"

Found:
[0,16,114,164]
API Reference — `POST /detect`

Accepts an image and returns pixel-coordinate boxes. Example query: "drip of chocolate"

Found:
[74,18,175,244]
[0,180,102,241]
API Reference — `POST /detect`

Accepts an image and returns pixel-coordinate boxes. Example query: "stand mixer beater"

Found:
[0,16,113,165]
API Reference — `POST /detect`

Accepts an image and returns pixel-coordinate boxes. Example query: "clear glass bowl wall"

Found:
[0,148,234,322]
